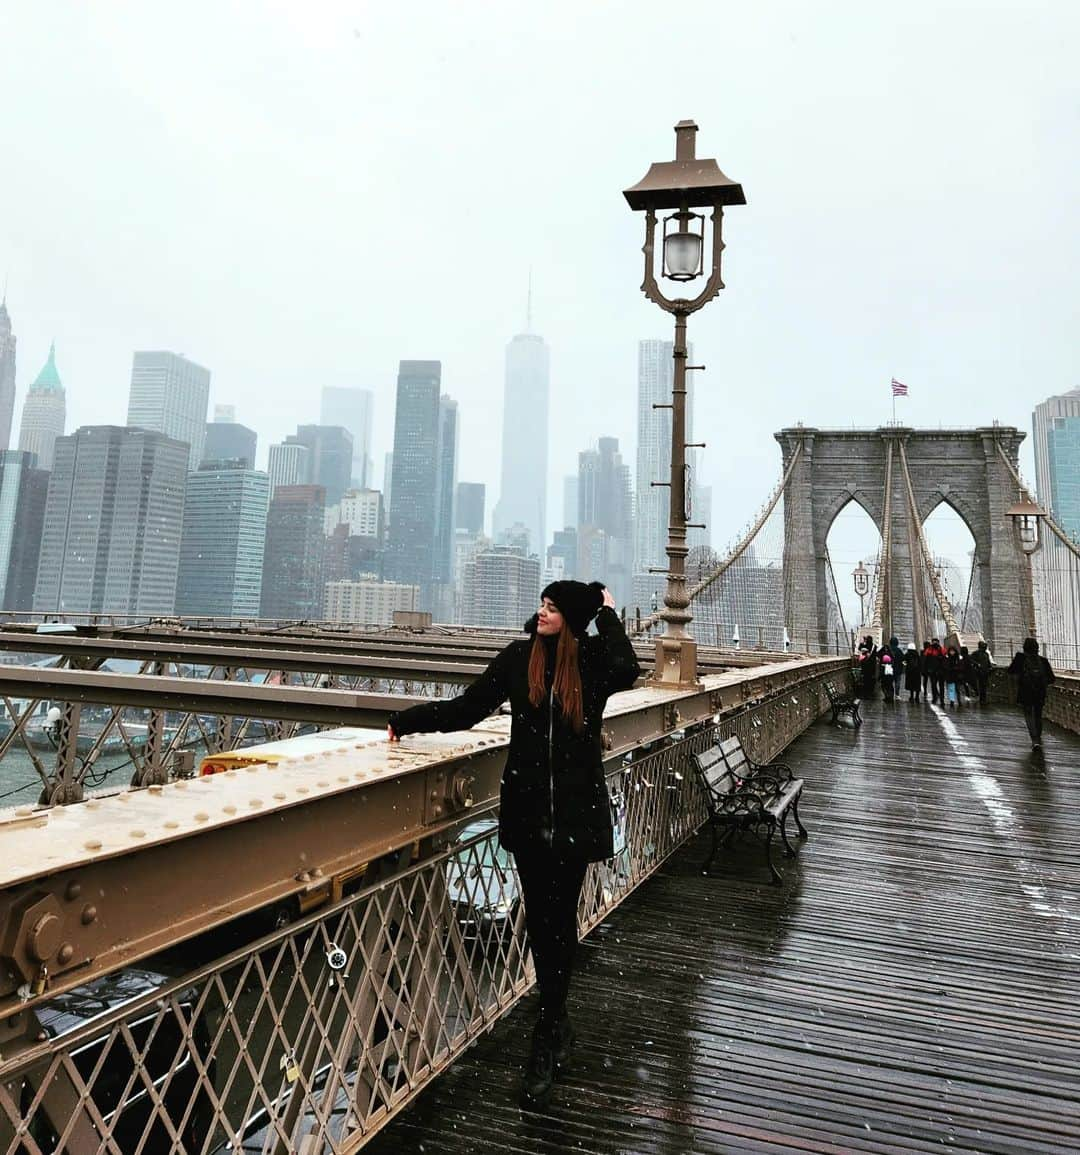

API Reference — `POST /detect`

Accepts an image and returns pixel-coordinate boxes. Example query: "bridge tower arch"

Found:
[775,425,1031,653]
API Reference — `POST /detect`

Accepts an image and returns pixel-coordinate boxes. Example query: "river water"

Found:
[0,747,144,808]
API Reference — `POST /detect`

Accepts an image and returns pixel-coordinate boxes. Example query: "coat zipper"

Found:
[548,684,555,841]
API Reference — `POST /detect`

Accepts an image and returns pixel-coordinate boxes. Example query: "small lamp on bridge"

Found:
[1006,497,1046,554]
[624,120,745,689]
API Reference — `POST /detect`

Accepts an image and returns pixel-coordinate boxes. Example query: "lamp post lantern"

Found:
[1006,495,1046,635]
[852,561,870,628]
[624,120,745,689]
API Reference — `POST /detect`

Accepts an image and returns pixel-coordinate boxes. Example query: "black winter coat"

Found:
[387,607,641,862]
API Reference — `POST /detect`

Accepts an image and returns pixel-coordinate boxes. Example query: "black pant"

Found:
[1023,701,1045,744]
[514,842,588,1023]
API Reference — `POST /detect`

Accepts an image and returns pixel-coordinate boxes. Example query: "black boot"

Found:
[520,1021,556,1109]
[552,1009,575,1074]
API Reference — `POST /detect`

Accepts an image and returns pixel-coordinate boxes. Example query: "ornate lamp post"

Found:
[852,561,870,628]
[624,120,745,689]
[1006,496,1046,636]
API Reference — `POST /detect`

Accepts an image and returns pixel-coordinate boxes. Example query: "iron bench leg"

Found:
[780,811,797,858]
[701,822,720,875]
[792,796,808,840]
[764,823,783,884]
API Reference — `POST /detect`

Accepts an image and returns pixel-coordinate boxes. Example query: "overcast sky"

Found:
[2,1,1076,598]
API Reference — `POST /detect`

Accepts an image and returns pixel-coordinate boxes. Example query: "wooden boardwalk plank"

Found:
[365,701,1080,1154]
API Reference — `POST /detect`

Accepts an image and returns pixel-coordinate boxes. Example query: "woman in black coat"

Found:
[387,579,641,1108]
[904,644,922,703]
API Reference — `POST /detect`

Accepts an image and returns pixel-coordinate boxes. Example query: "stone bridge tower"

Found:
[775,425,1032,653]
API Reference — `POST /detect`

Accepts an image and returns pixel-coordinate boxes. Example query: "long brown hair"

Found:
[527,622,584,732]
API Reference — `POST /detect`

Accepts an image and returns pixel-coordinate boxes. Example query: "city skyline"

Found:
[3,4,1075,570]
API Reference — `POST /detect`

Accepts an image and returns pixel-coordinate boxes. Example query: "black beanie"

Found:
[540,580,605,637]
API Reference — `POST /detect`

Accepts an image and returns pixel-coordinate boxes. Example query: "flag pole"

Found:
[891,383,895,424]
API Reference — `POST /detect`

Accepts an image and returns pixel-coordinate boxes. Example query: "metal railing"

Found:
[0,664,842,1154]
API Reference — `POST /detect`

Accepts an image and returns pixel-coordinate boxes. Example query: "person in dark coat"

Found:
[879,649,897,702]
[1007,637,1056,749]
[387,580,640,1108]
[970,640,993,705]
[904,644,922,703]
[943,646,963,708]
[926,639,946,704]
[858,637,878,699]
[958,646,973,701]
[920,641,933,701]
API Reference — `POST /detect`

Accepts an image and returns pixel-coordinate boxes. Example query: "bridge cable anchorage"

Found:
[629,442,803,639]
[897,440,962,639]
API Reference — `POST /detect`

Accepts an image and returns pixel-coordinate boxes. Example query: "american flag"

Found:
[891,377,909,397]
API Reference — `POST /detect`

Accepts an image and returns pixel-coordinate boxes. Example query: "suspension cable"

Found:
[897,440,961,637]
[869,441,893,635]
[629,442,803,637]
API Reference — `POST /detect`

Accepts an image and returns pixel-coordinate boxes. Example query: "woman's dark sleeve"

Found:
[1044,658,1056,685]
[1007,653,1022,676]
[388,645,512,737]
[595,606,641,693]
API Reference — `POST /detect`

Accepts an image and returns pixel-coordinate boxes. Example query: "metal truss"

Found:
[0,661,839,1154]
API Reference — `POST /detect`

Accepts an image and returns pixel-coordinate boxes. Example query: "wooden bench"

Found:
[824,678,862,727]
[691,736,807,883]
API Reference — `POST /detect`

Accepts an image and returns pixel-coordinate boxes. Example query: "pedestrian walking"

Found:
[944,646,963,708]
[970,640,992,705]
[1007,638,1056,750]
[904,643,921,703]
[925,639,946,704]
[880,650,896,702]
[958,646,974,701]
[920,640,933,701]
[858,636,878,700]
[387,580,640,1108]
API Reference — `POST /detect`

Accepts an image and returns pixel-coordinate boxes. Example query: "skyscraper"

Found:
[260,485,326,619]
[434,395,459,590]
[461,546,541,629]
[175,464,270,616]
[386,360,441,608]
[562,476,578,532]
[1033,387,1080,537]
[268,442,311,494]
[635,339,696,575]
[286,425,353,506]
[201,422,257,468]
[0,450,49,610]
[0,299,15,451]
[455,482,485,535]
[17,342,66,470]
[320,387,374,489]
[34,426,188,615]
[493,325,550,558]
[127,352,211,469]
[579,436,634,607]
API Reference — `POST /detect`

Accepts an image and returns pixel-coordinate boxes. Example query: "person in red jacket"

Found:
[387,580,641,1108]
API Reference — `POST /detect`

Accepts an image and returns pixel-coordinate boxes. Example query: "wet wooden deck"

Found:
[366,700,1080,1154]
